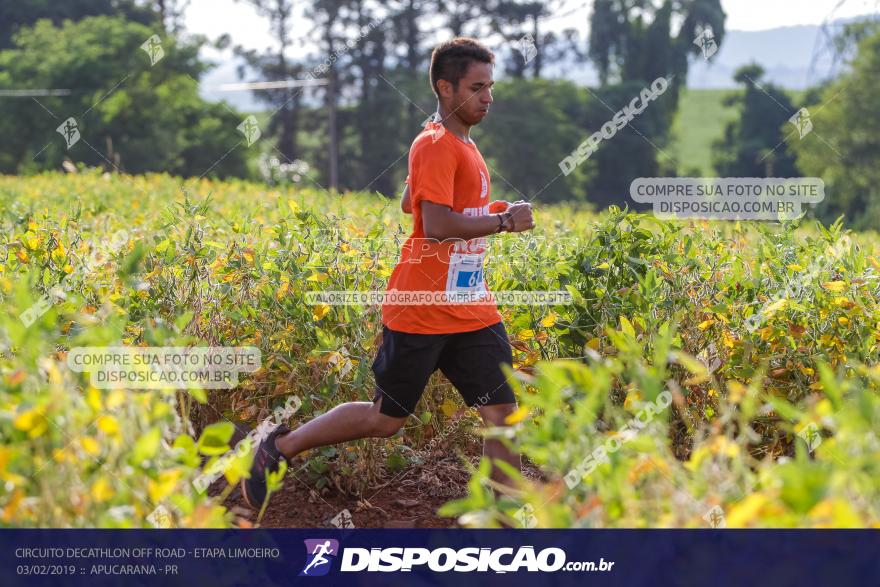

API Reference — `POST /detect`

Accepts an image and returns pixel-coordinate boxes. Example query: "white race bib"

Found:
[445,252,488,302]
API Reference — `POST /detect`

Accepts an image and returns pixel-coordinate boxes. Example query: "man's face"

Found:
[446,61,494,126]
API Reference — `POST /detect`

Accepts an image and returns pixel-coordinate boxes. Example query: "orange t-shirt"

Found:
[381,121,503,334]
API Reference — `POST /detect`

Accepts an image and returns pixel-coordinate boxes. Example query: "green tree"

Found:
[712,63,800,177]
[234,0,303,164]
[789,29,880,229]
[586,0,726,202]
[0,16,247,177]
[346,0,400,196]
[0,0,156,49]
[583,80,677,207]
[478,78,593,204]
[588,0,726,87]
[488,0,574,79]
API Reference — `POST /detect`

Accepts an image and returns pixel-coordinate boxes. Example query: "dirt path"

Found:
[214,442,544,529]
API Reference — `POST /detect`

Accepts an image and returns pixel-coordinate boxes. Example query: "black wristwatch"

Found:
[496,211,512,233]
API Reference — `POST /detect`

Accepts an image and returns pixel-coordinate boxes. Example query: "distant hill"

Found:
[688,23,841,89]
[551,15,876,89]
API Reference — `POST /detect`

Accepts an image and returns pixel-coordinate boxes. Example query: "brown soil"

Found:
[212,440,546,529]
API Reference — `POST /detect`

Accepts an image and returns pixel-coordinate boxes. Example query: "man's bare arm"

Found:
[421,200,533,241]
[401,184,412,214]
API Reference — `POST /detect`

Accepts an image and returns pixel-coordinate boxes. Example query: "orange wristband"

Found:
[489,201,509,214]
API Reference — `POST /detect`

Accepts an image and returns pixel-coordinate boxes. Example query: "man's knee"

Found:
[369,400,406,437]
[371,414,405,437]
[479,402,518,426]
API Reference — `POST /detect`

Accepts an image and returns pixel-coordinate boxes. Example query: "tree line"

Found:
[1,1,878,227]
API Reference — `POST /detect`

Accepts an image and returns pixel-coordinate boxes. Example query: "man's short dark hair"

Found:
[429,38,494,96]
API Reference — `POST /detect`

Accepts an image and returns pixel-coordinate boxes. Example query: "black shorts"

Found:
[370,321,517,418]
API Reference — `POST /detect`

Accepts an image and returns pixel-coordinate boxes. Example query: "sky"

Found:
[187,0,880,105]
[184,0,880,53]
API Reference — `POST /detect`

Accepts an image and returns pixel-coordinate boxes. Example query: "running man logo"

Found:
[789,108,813,139]
[703,505,727,529]
[422,113,445,143]
[798,422,823,453]
[299,539,339,577]
[237,115,262,147]
[56,117,80,149]
[517,33,538,64]
[693,28,718,61]
[140,34,165,66]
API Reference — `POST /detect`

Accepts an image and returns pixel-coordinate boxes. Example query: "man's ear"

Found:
[436,79,454,101]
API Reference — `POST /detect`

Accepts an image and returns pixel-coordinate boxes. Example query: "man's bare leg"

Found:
[274,396,407,459]
[477,403,521,498]
[241,394,407,509]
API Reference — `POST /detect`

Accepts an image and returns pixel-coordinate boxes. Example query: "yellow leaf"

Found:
[727,381,747,403]
[517,329,535,341]
[2,490,23,523]
[808,498,861,527]
[51,242,66,263]
[86,386,102,412]
[726,493,768,527]
[97,415,119,436]
[106,389,125,410]
[307,272,329,282]
[619,316,636,337]
[148,470,182,503]
[539,311,558,328]
[628,458,658,483]
[0,446,25,486]
[698,319,714,330]
[25,233,41,251]
[585,337,601,350]
[504,406,529,425]
[722,330,738,349]
[798,365,815,377]
[763,298,788,317]
[710,436,740,458]
[312,304,330,321]
[288,199,300,214]
[81,436,102,457]
[276,276,289,301]
[596,262,610,270]
[13,407,47,438]
[91,477,114,503]
[440,398,458,417]
[623,391,643,409]
[821,281,847,293]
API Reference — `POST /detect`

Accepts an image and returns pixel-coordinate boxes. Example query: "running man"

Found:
[242,37,536,512]
[302,541,334,575]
